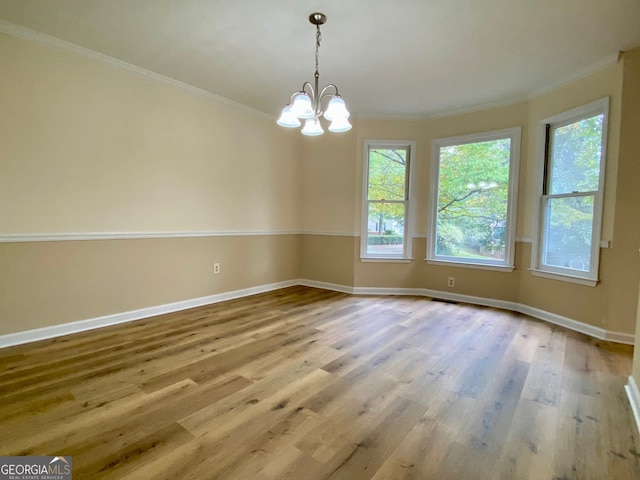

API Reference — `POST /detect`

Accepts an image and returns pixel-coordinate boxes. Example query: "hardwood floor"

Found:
[0,286,638,479]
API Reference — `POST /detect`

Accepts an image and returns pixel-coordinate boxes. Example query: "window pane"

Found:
[367,202,405,255]
[542,196,594,272]
[548,114,603,194]
[435,138,511,261]
[367,148,407,201]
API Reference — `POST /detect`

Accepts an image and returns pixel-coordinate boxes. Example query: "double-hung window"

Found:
[428,127,521,269]
[361,141,414,260]
[532,98,609,285]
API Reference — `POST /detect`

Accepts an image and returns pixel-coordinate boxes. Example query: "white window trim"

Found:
[360,257,413,263]
[427,127,521,270]
[528,268,598,287]
[531,97,609,286]
[360,140,416,261]
[427,258,515,272]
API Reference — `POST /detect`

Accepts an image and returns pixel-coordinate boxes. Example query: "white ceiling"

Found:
[1,0,639,119]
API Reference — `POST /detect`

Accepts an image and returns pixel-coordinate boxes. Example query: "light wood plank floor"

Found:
[1,286,638,479]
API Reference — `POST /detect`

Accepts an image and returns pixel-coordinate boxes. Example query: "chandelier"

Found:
[277,13,352,136]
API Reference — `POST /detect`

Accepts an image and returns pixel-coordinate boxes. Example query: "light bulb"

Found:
[277,105,301,128]
[301,118,324,136]
[324,96,350,121]
[328,117,352,133]
[291,93,315,119]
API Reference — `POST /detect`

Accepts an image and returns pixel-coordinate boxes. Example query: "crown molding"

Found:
[0,19,273,121]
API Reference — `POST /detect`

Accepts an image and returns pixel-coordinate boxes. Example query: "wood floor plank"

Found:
[178,355,338,439]
[553,389,609,480]
[494,398,558,480]
[369,418,454,480]
[0,286,637,479]
[520,326,566,406]
[461,359,530,455]
[323,396,428,480]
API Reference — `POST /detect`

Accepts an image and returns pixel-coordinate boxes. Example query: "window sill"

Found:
[360,257,413,263]
[529,268,598,287]
[426,259,515,272]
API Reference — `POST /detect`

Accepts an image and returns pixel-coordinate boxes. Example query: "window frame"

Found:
[427,127,521,271]
[360,140,416,261]
[531,97,609,286]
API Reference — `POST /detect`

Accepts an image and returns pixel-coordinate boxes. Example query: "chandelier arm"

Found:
[303,81,318,115]
[318,84,340,102]
[301,81,316,101]
[317,84,341,115]
[288,81,316,106]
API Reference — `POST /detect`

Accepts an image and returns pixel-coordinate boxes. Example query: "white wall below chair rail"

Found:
[0,278,634,349]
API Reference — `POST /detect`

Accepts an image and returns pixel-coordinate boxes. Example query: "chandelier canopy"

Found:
[277,13,351,136]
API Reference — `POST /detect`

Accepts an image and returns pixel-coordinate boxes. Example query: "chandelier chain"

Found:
[315,25,322,77]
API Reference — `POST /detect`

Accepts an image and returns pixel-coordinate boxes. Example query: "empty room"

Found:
[1,1,640,479]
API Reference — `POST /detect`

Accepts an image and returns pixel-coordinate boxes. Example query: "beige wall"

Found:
[0,33,301,234]
[0,34,303,335]
[301,58,638,336]
[610,49,640,340]
[619,48,640,381]
[1,30,638,344]
[0,235,300,335]
[633,277,640,382]
[300,127,358,235]
[300,235,356,286]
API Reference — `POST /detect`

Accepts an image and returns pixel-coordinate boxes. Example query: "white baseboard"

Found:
[305,280,636,345]
[0,278,634,349]
[516,304,610,342]
[298,279,355,295]
[0,279,298,349]
[626,376,640,434]
[353,286,427,297]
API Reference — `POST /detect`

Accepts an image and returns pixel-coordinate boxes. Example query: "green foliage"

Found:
[367,148,407,232]
[545,196,594,271]
[544,114,603,270]
[548,115,602,194]
[368,148,406,201]
[435,222,463,256]
[367,235,404,245]
[435,138,511,259]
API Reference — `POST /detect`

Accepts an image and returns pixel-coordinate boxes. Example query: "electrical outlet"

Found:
[447,277,455,288]
[214,263,220,274]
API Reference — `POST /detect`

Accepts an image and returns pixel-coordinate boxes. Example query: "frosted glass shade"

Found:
[323,96,350,121]
[301,118,324,136]
[328,117,352,133]
[277,105,301,128]
[291,93,315,119]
